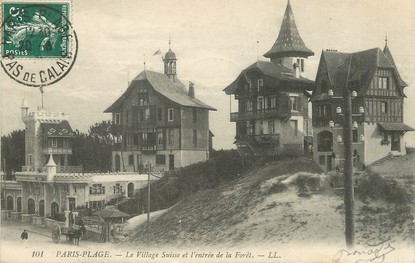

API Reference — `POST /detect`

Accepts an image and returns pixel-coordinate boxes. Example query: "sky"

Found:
[1,0,415,149]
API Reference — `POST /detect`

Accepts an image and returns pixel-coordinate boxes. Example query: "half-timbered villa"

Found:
[311,41,414,172]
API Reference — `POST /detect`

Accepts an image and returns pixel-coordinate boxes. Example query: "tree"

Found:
[1,130,25,179]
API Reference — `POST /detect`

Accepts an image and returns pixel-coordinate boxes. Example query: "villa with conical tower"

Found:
[105,44,216,172]
[224,0,314,156]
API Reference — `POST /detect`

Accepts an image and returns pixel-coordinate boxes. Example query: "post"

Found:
[342,84,355,247]
[146,162,151,245]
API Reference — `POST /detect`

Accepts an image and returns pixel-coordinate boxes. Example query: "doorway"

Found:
[127,183,134,197]
[169,155,175,170]
[68,197,75,211]
[115,154,121,172]
[39,200,45,216]
[51,202,59,219]
[28,198,35,214]
[391,133,400,151]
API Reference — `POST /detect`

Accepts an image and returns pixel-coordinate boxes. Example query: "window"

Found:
[290,120,298,136]
[114,113,120,125]
[52,138,58,147]
[378,77,389,89]
[138,88,149,104]
[157,132,164,146]
[126,134,132,146]
[297,58,305,72]
[257,96,264,110]
[193,129,198,147]
[156,155,166,165]
[157,108,162,121]
[113,183,122,194]
[91,184,104,195]
[381,102,388,114]
[319,155,325,165]
[270,96,277,109]
[268,121,275,134]
[128,154,134,165]
[192,108,198,123]
[141,133,148,146]
[352,129,358,143]
[245,100,253,112]
[168,108,174,122]
[257,79,263,90]
[290,96,299,111]
[168,129,174,145]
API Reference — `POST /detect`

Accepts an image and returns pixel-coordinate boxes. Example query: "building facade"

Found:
[224,1,314,156]
[1,105,158,221]
[311,42,414,172]
[105,48,216,172]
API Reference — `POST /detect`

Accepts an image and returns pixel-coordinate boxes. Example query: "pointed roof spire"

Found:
[264,0,314,60]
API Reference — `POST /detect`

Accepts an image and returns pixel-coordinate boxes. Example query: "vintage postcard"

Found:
[1,0,414,262]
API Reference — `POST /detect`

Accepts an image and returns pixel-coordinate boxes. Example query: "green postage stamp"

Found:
[1,1,77,86]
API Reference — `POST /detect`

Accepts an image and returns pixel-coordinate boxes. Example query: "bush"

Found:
[356,172,413,204]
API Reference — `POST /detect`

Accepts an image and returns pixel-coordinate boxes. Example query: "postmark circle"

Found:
[1,3,78,87]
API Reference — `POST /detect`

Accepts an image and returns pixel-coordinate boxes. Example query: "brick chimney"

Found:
[188,81,195,98]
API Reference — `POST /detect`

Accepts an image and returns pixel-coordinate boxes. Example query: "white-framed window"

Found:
[113,183,122,194]
[378,77,389,89]
[114,113,121,125]
[168,108,174,122]
[157,132,163,146]
[258,79,264,88]
[290,96,300,111]
[257,96,264,110]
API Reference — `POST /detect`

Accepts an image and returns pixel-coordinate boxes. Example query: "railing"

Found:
[57,165,82,173]
[42,147,72,154]
[230,109,290,122]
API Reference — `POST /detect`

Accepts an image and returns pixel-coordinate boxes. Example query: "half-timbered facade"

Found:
[105,48,216,172]
[311,42,413,172]
[224,1,314,156]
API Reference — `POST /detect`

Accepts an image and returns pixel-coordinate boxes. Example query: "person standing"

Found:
[21,230,28,248]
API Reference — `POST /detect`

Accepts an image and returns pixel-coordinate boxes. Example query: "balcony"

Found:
[57,165,82,173]
[42,147,72,154]
[230,109,290,122]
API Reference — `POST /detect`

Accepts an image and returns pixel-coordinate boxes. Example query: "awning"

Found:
[41,121,74,137]
[378,122,415,132]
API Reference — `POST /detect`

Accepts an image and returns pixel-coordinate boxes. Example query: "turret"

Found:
[46,153,56,181]
[20,99,29,120]
[163,40,177,83]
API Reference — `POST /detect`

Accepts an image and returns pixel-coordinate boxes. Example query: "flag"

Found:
[39,86,44,94]
[153,49,161,56]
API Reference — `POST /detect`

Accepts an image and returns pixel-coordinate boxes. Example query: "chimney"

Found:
[293,62,300,78]
[188,81,195,98]
[46,153,57,181]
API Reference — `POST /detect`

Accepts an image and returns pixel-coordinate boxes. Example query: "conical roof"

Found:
[264,1,314,59]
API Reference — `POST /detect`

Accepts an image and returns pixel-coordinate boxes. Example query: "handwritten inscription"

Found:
[333,238,395,263]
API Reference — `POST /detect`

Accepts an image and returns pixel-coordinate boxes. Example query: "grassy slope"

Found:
[127,156,414,248]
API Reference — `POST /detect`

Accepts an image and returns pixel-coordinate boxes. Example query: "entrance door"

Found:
[68,197,75,211]
[169,155,175,170]
[327,155,332,172]
[391,133,400,151]
[51,202,59,219]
